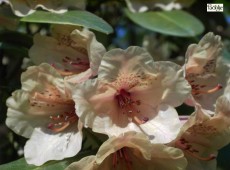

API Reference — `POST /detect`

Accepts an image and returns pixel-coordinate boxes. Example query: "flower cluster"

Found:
[6,27,230,169]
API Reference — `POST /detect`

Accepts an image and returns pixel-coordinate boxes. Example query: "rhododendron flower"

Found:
[171,94,230,170]
[71,46,191,143]
[8,0,85,16]
[65,131,187,170]
[185,32,230,111]
[29,24,106,83]
[6,63,82,166]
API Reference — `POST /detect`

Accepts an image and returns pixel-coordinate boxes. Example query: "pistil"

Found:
[115,89,148,125]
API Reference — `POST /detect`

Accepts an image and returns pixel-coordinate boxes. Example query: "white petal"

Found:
[92,116,141,136]
[185,32,223,75]
[71,28,106,76]
[148,144,187,170]
[21,63,64,92]
[24,125,82,166]
[29,34,87,71]
[6,90,51,138]
[140,105,182,143]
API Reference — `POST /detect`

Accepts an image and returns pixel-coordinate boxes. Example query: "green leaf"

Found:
[0,150,97,170]
[20,11,113,34]
[125,9,204,37]
[82,128,107,150]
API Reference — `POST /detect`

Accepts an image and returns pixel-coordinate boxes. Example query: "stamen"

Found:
[48,122,70,133]
[112,148,132,170]
[176,138,216,161]
[47,111,78,132]
[192,84,222,95]
[113,152,118,167]
[184,150,216,161]
[51,64,74,76]
[122,148,132,170]
[51,56,90,76]
[133,116,149,125]
[115,89,148,125]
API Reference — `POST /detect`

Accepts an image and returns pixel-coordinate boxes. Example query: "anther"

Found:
[133,116,148,125]
[192,84,222,95]
[48,122,70,133]
[184,150,216,161]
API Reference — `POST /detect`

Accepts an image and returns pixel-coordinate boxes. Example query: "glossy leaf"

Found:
[20,11,113,34]
[0,150,97,170]
[125,9,204,37]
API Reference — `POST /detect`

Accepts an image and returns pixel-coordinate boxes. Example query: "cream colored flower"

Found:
[65,132,187,170]
[171,94,230,170]
[6,63,83,166]
[8,0,85,16]
[29,24,106,83]
[72,46,191,143]
[185,32,230,111]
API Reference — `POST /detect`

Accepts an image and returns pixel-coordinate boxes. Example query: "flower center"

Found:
[48,109,78,133]
[112,147,132,170]
[30,86,78,132]
[51,56,90,76]
[58,35,73,47]
[176,138,216,161]
[115,89,148,124]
